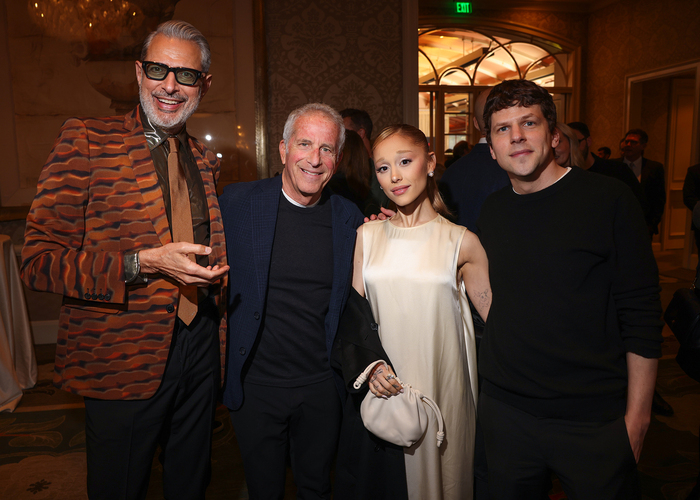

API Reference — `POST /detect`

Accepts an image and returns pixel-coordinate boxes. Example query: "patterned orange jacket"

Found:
[21,107,227,400]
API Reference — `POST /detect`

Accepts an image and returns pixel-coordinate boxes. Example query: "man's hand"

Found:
[624,352,657,462]
[363,206,396,223]
[139,243,229,287]
[624,413,649,463]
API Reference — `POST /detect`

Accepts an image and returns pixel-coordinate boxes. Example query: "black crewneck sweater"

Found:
[477,166,663,421]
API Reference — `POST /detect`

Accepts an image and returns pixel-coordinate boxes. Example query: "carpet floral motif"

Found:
[0,453,87,499]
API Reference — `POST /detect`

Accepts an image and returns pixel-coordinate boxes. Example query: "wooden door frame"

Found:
[624,60,700,263]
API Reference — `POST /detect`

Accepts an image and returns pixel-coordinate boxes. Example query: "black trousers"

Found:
[84,299,220,500]
[479,392,640,500]
[229,378,342,500]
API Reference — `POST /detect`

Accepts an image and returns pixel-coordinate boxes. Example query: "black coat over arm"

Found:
[331,287,408,500]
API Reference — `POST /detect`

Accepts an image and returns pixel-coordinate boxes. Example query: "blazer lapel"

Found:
[123,109,172,247]
[252,176,282,302]
[327,195,358,347]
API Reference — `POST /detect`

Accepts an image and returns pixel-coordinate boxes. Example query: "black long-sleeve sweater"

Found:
[477,167,663,421]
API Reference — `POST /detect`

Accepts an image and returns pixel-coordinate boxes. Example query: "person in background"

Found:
[445,140,470,168]
[327,129,372,215]
[341,108,390,214]
[553,122,586,169]
[598,146,612,159]
[439,89,510,234]
[21,21,228,499]
[616,128,666,238]
[567,121,649,220]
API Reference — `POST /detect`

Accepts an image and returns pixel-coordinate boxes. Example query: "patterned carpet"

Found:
[0,253,698,499]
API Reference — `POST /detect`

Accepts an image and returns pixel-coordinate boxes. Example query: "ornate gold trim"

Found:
[419,15,580,53]
[254,0,269,179]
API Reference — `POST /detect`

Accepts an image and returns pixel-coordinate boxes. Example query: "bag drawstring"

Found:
[353,359,387,390]
[354,360,446,447]
[419,392,445,447]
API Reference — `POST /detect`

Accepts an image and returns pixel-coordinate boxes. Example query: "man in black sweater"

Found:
[477,80,663,499]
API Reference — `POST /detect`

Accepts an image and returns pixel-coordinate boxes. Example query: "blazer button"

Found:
[253,312,260,320]
[98,294,104,300]
[84,293,90,300]
[104,293,112,301]
[166,304,175,313]
[239,347,246,355]
[371,322,378,330]
[91,293,98,300]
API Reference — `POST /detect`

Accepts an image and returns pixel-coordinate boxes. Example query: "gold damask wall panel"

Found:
[587,0,700,152]
[265,0,403,175]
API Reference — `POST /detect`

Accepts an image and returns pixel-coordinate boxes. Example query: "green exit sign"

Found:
[455,2,472,14]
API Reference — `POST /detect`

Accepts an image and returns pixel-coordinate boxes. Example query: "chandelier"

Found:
[28,0,144,43]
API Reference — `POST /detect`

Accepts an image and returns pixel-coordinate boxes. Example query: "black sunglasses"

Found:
[140,61,205,86]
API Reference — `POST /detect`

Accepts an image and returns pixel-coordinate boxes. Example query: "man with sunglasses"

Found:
[21,20,228,499]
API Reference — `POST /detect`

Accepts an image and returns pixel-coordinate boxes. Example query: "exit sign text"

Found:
[455,2,472,14]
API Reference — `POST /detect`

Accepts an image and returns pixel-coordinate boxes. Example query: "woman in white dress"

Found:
[351,124,492,499]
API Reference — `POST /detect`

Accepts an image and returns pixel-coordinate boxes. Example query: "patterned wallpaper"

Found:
[264,0,403,176]
[586,0,700,153]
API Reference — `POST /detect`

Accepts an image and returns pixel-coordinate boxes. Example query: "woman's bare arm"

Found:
[458,230,492,321]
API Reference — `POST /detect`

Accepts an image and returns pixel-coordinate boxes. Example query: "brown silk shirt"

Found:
[140,107,210,268]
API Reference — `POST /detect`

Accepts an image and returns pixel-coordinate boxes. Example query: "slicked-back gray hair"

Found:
[141,20,211,73]
[282,103,345,158]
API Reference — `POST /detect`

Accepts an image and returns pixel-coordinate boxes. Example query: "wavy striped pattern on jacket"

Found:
[21,107,227,400]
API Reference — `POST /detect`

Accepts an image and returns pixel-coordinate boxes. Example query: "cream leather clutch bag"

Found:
[354,360,445,448]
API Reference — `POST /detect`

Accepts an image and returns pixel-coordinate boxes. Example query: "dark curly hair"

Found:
[484,80,557,145]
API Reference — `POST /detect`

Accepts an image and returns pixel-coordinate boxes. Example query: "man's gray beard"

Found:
[139,83,201,132]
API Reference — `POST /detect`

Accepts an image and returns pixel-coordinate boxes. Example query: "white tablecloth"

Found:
[0,234,37,412]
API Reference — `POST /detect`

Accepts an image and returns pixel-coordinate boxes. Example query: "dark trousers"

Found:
[230,378,342,500]
[473,334,489,500]
[84,299,220,500]
[479,392,640,500]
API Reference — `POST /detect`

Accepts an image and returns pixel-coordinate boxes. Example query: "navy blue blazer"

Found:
[219,175,364,410]
[438,142,510,233]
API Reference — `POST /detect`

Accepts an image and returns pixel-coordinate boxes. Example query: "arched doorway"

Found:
[418,26,579,165]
